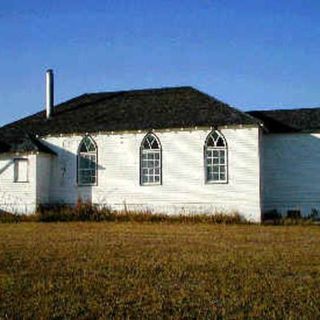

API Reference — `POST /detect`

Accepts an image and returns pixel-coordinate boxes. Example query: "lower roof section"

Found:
[248,108,320,133]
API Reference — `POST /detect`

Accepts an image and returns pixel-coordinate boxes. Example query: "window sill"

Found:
[205,180,228,185]
[140,183,162,186]
[14,181,29,183]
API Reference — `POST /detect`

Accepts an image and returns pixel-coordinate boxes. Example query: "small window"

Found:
[204,130,228,183]
[140,133,162,185]
[77,136,98,186]
[14,158,28,183]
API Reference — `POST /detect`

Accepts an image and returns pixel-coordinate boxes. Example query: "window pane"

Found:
[86,140,96,152]
[80,143,88,152]
[216,137,225,147]
[89,156,96,168]
[151,139,159,149]
[80,156,90,169]
[212,131,219,142]
[80,175,89,184]
[143,139,151,149]
[206,136,215,147]
[212,150,219,157]
[213,174,219,180]
[79,157,85,166]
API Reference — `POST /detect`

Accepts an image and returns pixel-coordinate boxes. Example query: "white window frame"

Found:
[140,133,162,186]
[14,158,29,183]
[204,130,228,184]
[77,136,98,186]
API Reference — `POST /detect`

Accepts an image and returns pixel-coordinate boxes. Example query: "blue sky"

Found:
[1,0,320,126]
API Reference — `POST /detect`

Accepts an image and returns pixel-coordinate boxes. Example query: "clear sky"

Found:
[1,0,320,126]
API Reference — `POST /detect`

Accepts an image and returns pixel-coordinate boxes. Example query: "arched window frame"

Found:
[140,133,162,186]
[204,130,228,184]
[77,135,98,186]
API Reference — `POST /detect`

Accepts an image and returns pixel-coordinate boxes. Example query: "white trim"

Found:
[13,158,29,183]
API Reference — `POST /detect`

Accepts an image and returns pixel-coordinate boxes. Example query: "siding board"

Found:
[0,154,36,214]
[41,128,261,221]
[0,128,261,221]
[262,133,320,216]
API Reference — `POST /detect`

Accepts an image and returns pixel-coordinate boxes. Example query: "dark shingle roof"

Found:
[0,132,56,155]
[0,141,10,153]
[0,87,258,153]
[248,108,320,133]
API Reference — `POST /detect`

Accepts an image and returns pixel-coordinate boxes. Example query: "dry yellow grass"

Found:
[0,223,320,319]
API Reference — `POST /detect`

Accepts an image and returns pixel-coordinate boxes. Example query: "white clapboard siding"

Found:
[0,154,37,214]
[39,127,261,221]
[36,154,53,204]
[262,133,320,216]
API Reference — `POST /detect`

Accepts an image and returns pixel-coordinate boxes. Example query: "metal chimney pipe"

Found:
[46,69,54,119]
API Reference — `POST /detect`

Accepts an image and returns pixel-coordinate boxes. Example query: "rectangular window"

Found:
[206,149,227,183]
[78,154,97,185]
[141,150,161,185]
[14,158,28,183]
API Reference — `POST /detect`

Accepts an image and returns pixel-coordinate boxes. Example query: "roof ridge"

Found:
[248,106,320,113]
[85,86,195,96]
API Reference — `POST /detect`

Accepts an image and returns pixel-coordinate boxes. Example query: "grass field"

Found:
[0,223,319,319]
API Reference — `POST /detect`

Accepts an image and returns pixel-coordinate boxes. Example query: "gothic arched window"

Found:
[140,133,162,185]
[204,130,227,183]
[77,136,98,185]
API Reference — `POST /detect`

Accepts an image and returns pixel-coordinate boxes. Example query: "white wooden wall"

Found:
[262,133,320,216]
[36,154,52,204]
[0,154,37,214]
[39,127,262,221]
